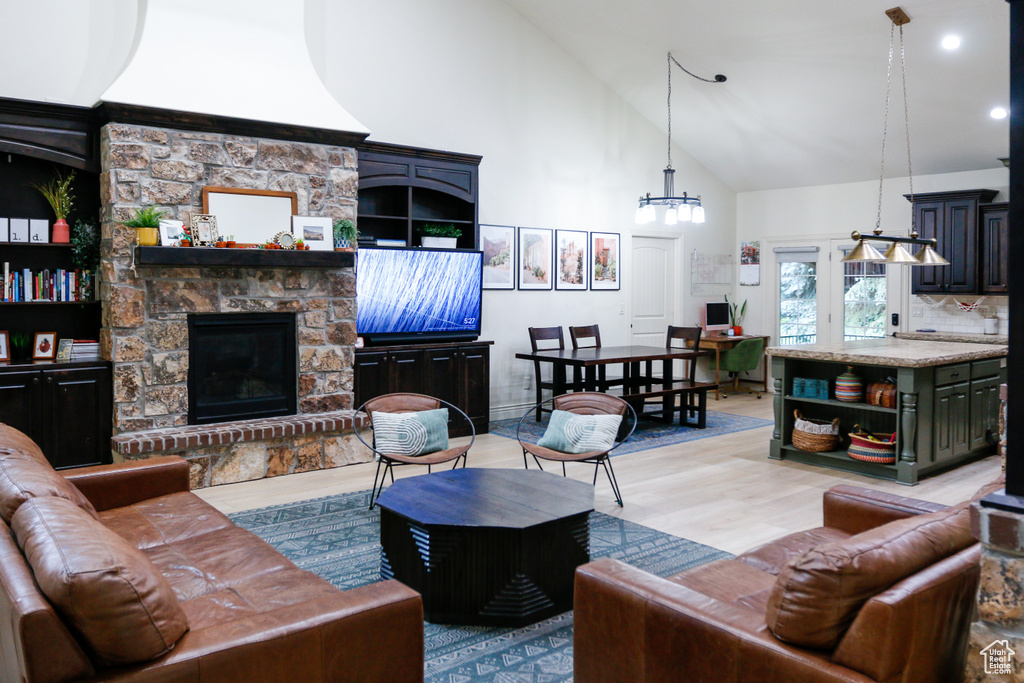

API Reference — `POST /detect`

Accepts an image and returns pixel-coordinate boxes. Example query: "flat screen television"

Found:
[357,247,483,345]
[702,301,731,335]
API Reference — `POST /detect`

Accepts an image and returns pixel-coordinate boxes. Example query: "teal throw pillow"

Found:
[537,410,622,454]
[371,408,449,457]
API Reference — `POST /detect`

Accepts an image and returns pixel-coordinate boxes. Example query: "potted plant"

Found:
[418,223,461,249]
[333,218,358,251]
[119,206,167,246]
[31,169,75,243]
[726,294,747,336]
[70,219,100,301]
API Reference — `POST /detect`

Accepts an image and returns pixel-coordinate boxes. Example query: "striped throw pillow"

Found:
[537,410,622,454]
[371,408,449,457]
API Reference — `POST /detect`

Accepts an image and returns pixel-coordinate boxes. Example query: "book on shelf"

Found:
[2,263,82,303]
[71,340,100,361]
[375,238,407,247]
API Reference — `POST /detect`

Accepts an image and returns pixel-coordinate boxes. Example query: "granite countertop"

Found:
[766,337,1008,368]
[895,331,1008,345]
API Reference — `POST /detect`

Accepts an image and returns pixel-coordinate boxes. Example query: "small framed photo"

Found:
[479,224,516,290]
[159,219,184,246]
[29,219,49,244]
[0,331,9,362]
[9,218,28,243]
[32,332,57,360]
[292,216,333,251]
[555,229,588,290]
[56,338,74,361]
[189,214,218,246]
[590,232,621,290]
[517,227,553,290]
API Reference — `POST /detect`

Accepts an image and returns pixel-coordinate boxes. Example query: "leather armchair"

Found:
[574,484,986,683]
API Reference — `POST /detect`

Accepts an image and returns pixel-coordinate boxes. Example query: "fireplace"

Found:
[187,313,297,425]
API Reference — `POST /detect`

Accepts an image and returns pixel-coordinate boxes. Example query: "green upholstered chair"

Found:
[709,337,765,398]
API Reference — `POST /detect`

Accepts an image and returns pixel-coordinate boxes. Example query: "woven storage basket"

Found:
[792,410,840,452]
[848,427,897,464]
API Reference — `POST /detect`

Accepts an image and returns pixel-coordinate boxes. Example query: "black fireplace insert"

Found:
[187,313,297,424]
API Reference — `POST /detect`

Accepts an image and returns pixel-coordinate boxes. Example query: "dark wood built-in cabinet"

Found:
[980,202,1009,294]
[907,189,1003,294]
[357,141,481,249]
[0,361,112,469]
[355,341,492,437]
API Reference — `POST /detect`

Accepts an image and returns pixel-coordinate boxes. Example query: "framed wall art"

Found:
[555,229,588,290]
[292,216,333,251]
[159,219,184,246]
[479,224,516,290]
[56,338,74,361]
[590,232,620,290]
[517,227,553,290]
[189,214,219,246]
[32,332,56,360]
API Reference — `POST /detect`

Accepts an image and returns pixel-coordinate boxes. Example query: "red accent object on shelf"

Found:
[51,219,70,243]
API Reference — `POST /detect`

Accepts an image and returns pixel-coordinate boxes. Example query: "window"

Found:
[841,257,887,340]
[779,261,818,344]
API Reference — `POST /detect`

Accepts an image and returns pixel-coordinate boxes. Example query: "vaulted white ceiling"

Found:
[501,0,1010,192]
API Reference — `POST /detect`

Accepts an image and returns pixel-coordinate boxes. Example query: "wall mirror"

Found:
[201,186,298,245]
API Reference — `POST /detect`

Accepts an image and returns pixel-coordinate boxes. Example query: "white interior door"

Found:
[630,236,676,345]
[773,243,831,345]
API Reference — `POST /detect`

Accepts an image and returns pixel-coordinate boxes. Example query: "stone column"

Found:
[966,502,1024,680]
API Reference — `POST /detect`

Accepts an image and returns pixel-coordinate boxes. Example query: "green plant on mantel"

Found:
[333,218,358,244]
[119,205,166,228]
[70,219,101,271]
[418,223,461,238]
[30,169,75,220]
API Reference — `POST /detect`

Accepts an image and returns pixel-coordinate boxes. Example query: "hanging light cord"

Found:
[875,22,915,236]
[666,53,726,169]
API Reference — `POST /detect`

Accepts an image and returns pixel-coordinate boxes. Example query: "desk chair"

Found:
[709,337,766,398]
[528,326,565,421]
[569,324,612,391]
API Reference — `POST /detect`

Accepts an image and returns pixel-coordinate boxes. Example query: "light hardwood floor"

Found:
[196,394,1002,555]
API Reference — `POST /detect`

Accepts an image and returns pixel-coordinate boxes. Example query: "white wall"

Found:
[0,0,736,417]
[737,167,1009,341]
[305,0,735,415]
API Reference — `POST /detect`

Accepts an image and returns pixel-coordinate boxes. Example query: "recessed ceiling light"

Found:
[941,35,961,50]
[991,107,1009,120]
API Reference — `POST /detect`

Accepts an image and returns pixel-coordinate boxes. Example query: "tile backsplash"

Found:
[909,294,1008,335]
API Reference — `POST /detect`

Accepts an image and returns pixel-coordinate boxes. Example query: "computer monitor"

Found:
[702,301,731,335]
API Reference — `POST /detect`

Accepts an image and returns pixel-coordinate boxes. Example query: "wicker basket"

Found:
[792,410,840,452]
[848,426,897,464]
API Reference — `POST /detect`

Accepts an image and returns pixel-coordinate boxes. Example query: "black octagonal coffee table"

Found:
[376,468,594,626]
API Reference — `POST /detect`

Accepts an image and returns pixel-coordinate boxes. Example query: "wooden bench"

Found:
[619,380,715,429]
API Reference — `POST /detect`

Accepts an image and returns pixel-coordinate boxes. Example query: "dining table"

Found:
[515,344,709,421]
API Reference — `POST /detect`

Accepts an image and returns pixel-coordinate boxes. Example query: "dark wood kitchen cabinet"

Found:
[907,189,999,294]
[980,202,1009,294]
[0,361,112,469]
[354,341,491,437]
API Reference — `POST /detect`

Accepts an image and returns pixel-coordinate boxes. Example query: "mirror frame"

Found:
[201,186,299,246]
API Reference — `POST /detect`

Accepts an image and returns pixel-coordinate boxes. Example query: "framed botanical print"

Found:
[479,224,516,290]
[517,227,553,290]
[590,232,620,290]
[555,229,588,290]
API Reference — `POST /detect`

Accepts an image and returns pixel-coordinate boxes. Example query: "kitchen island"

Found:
[767,338,1006,484]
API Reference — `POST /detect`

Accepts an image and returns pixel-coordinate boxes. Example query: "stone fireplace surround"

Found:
[100,120,371,488]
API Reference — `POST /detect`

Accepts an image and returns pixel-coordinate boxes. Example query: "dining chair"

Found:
[516,392,637,506]
[528,326,565,421]
[569,324,612,391]
[355,392,475,508]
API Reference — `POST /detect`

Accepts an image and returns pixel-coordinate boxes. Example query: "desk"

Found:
[700,334,770,400]
[515,345,709,423]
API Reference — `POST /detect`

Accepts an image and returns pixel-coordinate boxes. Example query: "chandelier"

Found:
[842,7,948,266]
[635,53,726,226]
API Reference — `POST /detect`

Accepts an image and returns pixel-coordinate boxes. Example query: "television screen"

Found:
[357,247,483,343]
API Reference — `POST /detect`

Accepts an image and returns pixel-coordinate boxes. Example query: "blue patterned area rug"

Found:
[490,409,773,456]
[231,487,731,683]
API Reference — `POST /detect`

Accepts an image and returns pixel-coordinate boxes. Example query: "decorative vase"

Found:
[136,227,159,246]
[985,316,999,335]
[52,219,70,243]
[731,326,743,336]
[334,237,353,251]
[421,236,458,249]
[835,365,864,402]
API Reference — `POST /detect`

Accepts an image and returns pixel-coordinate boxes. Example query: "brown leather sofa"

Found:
[0,423,424,683]
[574,483,995,683]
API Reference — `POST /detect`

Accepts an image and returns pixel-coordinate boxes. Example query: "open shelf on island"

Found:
[784,395,897,414]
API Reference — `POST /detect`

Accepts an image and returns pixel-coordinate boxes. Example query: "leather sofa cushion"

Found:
[737,526,851,576]
[11,496,189,666]
[765,504,974,650]
[0,449,98,523]
[0,422,48,462]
